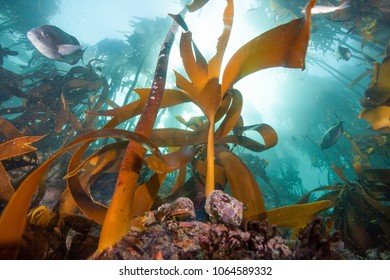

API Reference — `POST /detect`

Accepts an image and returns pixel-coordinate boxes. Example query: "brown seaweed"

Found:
[0,0,332,259]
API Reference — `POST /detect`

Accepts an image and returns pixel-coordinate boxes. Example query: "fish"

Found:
[320,116,344,150]
[336,45,352,61]
[0,44,18,65]
[302,1,349,15]
[27,25,84,65]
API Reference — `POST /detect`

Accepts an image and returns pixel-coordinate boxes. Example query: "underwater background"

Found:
[0,0,389,260]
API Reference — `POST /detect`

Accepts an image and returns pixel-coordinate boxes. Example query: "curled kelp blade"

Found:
[87,88,191,129]
[214,89,243,140]
[146,146,199,174]
[298,185,344,204]
[331,163,351,184]
[218,123,278,152]
[0,128,164,245]
[192,159,228,188]
[0,163,14,202]
[0,117,22,139]
[151,125,209,147]
[364,60,390,106]
[320,120,343,149]
[65,141,127,179]
[65,129,166,224]
[215,147,266,223]
[221,0,315,94]
[359,106,390,131]
[360,168,390,184]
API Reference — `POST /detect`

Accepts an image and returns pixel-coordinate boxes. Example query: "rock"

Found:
[156,197,195,223]
[205,190,243,227]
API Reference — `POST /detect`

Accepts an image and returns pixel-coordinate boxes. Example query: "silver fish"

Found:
[302,1,349,15]
[320,117,344,150]
[27,25,84,65]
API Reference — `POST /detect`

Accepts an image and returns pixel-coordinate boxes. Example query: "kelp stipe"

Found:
[97,16,180,251]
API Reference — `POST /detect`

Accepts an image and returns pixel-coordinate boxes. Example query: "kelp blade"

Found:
[221,0,315,94]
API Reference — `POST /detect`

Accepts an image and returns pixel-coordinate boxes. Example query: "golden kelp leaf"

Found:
[57,188,78,215]
[0,117,22,139]
[68,112,84,132]
[193,42,208,73]
[0,163,14,201]
[214,89,242,139]
[361,168,390,184]
[344,200,373,253]
[146,146,198,174]
[175,115,207,130]
[355,186,390,216]
[67,153,108,224]
[186,0,209,12]
[215,148,266,222]
[218,123,278,152]
[364,60,390,105]
[191,78,222,120]
[0,129,158,244]
[359,106,390,131]
[267,200,332,229]
[169,166,188,195]
[131,173,167,217]
[151,126,208,147]
[65,141,128,179]
[180,32,208,89]
[85,89,144,117]
[105,89,190,129]
[66,130,165,224]
[208,0,233,79]
[54,93,70,133]
[0,135,45,161]
[174,71,198,95]
[298,185,343,204]
[331,163,351,184]
[221,0,315,94]
[192,158,228,188]
[215,93,232,122]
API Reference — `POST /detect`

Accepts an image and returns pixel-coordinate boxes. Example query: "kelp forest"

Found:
[0,0,389,260]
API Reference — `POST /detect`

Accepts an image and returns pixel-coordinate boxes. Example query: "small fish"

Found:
[320,116,344,150]
[336,45,352,61]
[27,25,84,65]
[302,1,349,15]
[0,44,18,66]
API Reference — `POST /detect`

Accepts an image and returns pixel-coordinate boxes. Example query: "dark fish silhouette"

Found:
[27,25,84,65]
[0,44,18,65]
[320,117,344,149]
[336,45,352,61]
